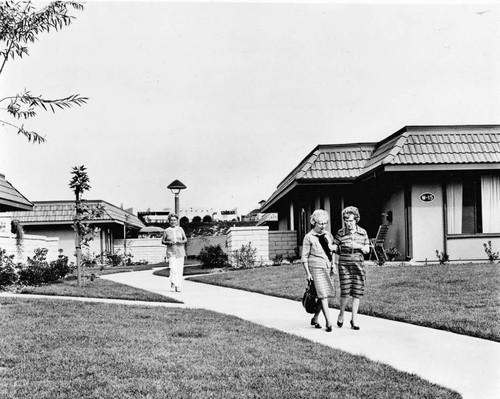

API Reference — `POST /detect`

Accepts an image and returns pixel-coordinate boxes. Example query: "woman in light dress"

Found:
[162,213,187,292]
[301,209,337,332]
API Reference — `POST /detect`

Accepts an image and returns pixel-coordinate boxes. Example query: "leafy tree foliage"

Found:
[0,0,87,143]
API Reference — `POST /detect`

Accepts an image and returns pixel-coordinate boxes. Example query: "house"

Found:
[0,173,33,212]
[243,200,279,229]
[260,125,500,263]
[6,200,145,260]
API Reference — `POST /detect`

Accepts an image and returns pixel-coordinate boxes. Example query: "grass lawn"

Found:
[0,298,460,399]
[153,264,228,278]
[189,262,500,342]
[17,277,181,303]
[12,263,184,303]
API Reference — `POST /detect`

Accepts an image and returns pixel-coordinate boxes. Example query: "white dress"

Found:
[163,226,186,291]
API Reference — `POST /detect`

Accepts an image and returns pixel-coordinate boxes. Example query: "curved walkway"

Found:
[4,269,499,399]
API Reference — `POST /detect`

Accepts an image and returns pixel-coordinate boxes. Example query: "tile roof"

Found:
[0,174,33,211]
[275,144,375,191]
[362,125,500,174]
[10,200,145,229]
[262,125,500,211]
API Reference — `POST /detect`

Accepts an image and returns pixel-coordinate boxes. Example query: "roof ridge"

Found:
[297,148,321,179]
[381,131,410,165]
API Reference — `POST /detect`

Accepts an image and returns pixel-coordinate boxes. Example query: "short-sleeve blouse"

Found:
[333,226,369,255]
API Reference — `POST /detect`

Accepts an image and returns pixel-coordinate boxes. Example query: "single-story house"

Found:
[260,125,500,263]
[0,173,33,212]
[6,200,145,260]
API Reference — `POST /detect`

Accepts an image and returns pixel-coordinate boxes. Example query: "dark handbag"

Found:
[302,279,318,314]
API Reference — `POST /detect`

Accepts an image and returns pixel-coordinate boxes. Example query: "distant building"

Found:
[138,206,241,225]
[6,200,144,260]
[243,201,278,229]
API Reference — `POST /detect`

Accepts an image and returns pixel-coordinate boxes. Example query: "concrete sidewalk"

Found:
[98,269,500,399]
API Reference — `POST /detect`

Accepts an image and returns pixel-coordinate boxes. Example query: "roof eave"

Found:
[0,199,34,211]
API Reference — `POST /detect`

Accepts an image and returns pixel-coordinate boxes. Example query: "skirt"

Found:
[169,256,185,288]
[338,253,365,298]
[309,260,335,299]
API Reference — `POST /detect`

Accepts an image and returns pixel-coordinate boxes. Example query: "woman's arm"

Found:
[177,227,187,244]
[301,234,313,280]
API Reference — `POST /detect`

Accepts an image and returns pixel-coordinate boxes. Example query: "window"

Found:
[446,175,500,234]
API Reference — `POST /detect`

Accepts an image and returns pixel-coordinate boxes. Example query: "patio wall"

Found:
[114,236,227,264]
[269,231,298,260]
[227,226,270,265]
[114,238,166,264]
[0,233,59,263]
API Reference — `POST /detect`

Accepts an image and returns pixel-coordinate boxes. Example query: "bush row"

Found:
[0,247,73,288]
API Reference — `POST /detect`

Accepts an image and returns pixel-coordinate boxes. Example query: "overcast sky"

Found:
[1,1,499,214]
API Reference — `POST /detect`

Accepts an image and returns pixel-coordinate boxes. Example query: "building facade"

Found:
[261,125,500,263]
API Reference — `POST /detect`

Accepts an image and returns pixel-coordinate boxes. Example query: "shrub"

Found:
[435,250,450,265]
[17,248,72,286]
[385,246,401,261]
[483,241,499,262]
[101,250,132,267]
[50,254,72,280]
[231,243,258,269]
[199,244,228,268]
[0,248,18,288]
[273,254,284,266]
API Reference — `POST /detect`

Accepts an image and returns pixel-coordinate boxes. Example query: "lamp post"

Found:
[167,179,187,216]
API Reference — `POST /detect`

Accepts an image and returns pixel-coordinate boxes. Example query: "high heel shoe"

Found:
[326,325,333,332]
[337,318,343,328]
[350,320,360,330]
[310,318,321,329]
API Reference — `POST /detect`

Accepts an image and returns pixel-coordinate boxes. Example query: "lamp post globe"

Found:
[167,179,187,216]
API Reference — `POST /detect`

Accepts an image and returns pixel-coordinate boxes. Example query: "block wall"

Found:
[227,226,269,266]
[186,236,228,257]
[269,230,298,260]
[114,238,166,264]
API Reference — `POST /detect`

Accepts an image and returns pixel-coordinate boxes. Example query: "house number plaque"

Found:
[420,192,435,202]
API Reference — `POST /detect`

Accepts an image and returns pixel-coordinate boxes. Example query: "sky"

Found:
[1,0,499,215]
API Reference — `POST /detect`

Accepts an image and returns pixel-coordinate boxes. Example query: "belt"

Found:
[340,248,362,255]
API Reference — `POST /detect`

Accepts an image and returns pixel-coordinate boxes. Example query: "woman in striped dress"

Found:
[301,209,337,332]
[332,206,370,330]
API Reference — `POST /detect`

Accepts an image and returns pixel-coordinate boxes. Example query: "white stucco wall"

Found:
[447,236,500,262]
[411,183,445,262]
[0,233,59,262]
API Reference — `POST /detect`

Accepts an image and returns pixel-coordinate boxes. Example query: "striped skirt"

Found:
[338,253,365,298]
[309,258,335,299]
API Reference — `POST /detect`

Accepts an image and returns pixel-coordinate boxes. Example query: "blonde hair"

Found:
[310,209,329,226]
[168,213,179,223]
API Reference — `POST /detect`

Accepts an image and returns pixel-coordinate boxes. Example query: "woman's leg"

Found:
[319,298,332,328]
[176,257,185,290]
[338,296,348,324]
[312,301,322,324]
[351,297,360,326]
[170,258,181,290]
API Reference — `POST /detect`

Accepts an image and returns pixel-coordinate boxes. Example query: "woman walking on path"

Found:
[301,209,337,332]
[162,213,187,292]
[332,206,370,330]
